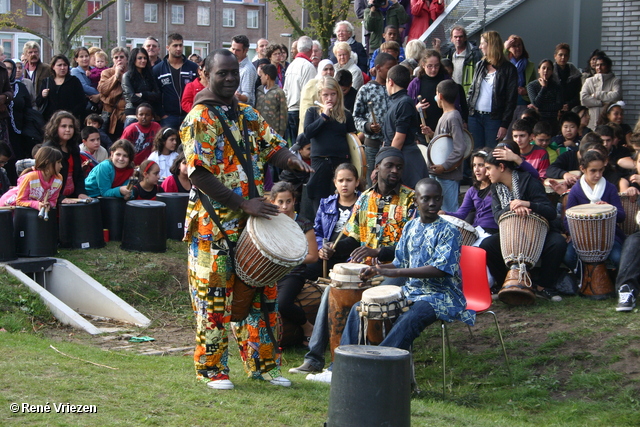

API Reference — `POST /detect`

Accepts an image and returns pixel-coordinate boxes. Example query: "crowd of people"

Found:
[1,6,639,391]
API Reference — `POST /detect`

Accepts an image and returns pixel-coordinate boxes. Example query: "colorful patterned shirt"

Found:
[393,217,475,325]
[343,184,416,252]
[181,102,286,243]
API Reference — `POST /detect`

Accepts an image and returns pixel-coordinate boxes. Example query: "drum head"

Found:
[249,214,308,263]
[126,200,166,208]
[418,144,428,166]
[427,134,453,166]
[332,263,367,277]
[347,133,366,182]
[566,203,617,218]
[462,130,474,159]
[361,285,403,303]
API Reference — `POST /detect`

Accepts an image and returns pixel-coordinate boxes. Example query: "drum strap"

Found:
[260,292,281,356]
[197,188,237,270]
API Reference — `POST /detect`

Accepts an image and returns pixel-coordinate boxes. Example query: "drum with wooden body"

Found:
[498,211,549,306]
[357,285,408,345]
[280,281,324,347]
[328,263,371,360]
[565,204,617,299]
[234,213,308,287]
[618,193,639,236]
[426,130,473,171]
[440,214,479,246]
[347,133,367,183]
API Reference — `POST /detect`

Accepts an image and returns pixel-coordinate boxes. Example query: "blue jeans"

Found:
[286,111,300,145]
[364,146,379,188]
[564,239,622,271]
[468,113,502,149]
[161,115,183,131]
[340,299,437,351]
[124,117,137,129]
[431,176,459,212]
[303,286,331,371]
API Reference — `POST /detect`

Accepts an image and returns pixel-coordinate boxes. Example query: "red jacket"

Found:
[407,0,444,41]
[181,78,205,114]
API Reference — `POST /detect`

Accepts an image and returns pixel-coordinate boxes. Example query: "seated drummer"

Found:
[84,139,135,200]
[479,140,568,301]
[614,229,640,312]
[321,179,475,384]
[563,150,625,271]
[289,147,415,378]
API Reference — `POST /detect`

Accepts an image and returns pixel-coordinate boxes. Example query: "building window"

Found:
[223,0,242,3]
[171,5,184,24]
[247,10,258,29]
[0,0,9,14]
[83,36,102,49]
[87,1,102,19]
[222,9,235,27]
[125,1,130,21]
[197,6,210,26]
[26,0,41,16]
[144,4,158,23]
[193,42,209,58]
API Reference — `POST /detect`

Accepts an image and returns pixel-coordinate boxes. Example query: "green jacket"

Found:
[364,2,408,53]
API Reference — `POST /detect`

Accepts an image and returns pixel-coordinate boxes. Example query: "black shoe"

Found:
[536,288,562,302]
[616,285,636,312]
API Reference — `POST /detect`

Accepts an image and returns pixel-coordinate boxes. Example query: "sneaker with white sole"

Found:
[306,370,332,383]
[269,376,292,387]
[616,285,636,312]
[207,379,234,390]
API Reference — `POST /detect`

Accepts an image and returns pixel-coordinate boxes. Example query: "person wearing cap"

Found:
[289,147,416,379]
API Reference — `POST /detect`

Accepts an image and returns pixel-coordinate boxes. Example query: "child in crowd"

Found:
[572,106,592,139]
[0,143,10,195]
[79,126,108,177]
[147,127,179,179]
[84,139,135,199]
[1,146,63,209]
[132,159,163,200]
[255,64,287,138]
[85,114,112,150]
[88,51,108,88]
[563,150,625,271]
[335,70,357,112]
[512,119,549,179]
[161,153,191,193]
[120,103,161,165]
[279,134,312,210]
[533,121,557,164]
[424,79,466,212]
[598,101,632,143]
[270,181,319,345]
[551,111,581,155]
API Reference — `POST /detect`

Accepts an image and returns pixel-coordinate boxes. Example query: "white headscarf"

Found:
[315,59,334,80]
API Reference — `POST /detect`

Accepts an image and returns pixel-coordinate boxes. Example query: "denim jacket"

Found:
[313,192,360,250]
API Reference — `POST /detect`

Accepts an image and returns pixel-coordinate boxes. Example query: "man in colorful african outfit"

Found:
[181,49,311,391]
[289,147,416,378]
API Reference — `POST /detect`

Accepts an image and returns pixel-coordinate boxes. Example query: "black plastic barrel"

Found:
[99,196,126,242]
[14,207,58,257]
[121,200,166,252]
[0,209,16,261]
[59,199,105,249]
[156,192,189,241]
[327,345,411,427]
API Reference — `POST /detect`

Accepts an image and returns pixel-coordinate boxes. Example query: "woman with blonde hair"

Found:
[332,42,364,91]
[304,76,357,211]
[401,39,427,76]
[466,31,518,148]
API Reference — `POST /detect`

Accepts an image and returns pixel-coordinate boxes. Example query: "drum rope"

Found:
[517,256,532,288]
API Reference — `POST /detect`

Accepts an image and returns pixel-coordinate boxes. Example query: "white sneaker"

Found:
[269,376,292,387]
[306,370,332,383]
[207,379,234,390]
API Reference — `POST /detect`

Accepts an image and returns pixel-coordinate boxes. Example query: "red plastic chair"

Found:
[440,246,512,396]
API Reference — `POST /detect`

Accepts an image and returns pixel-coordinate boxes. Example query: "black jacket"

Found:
[490,169,556,224]
[122,69,161,115]
[36,75,86,122]
[467,59,518,128]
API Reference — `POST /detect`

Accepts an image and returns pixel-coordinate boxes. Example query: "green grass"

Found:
[2,242,640,426]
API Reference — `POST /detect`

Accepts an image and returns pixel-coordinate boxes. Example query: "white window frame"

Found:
[144,4,158,23]
[26,0,42,16]
[222,8,235,27]
[223,0,242,3]
[171,5,184,25]
[87,0,103,20]
[197,6,210,26]
[125,0,131,22]
[193,42,209,58]
[0,0,10,14]
[246,10,258,29]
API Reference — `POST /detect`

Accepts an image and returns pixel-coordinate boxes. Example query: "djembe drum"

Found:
[565,204,617,299]
[357,285,409,345]
[327,263,372,360]
[498,211,549,306]
[440,214,479,246]
[618,193,639,236]
[280,281,324,347]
